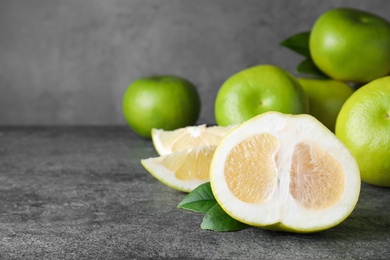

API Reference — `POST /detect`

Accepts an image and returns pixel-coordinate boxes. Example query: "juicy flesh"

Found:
[162,147,215,181]
[225,134,279,204]
[158,125,230,153]
[224,134,345,209]
[290,142,345,209]
[171,132,224,153]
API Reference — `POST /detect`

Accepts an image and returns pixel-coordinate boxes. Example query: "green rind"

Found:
[214,65,309,126]
[336,76,390,187]
[123,76,201,138]
[310,8,390,83]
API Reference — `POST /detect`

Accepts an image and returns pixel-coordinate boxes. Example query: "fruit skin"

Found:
[298,78,354,132]
[310,7,390,83]
[215,65,309,126]
[336,76,390,187]
[123,75,201,138]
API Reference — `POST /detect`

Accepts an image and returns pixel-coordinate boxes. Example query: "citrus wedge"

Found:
[152,124,236,155]
[210,111,361,233]
[141,146,216,192]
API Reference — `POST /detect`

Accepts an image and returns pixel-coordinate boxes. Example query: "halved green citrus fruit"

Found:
[210,112,361,233]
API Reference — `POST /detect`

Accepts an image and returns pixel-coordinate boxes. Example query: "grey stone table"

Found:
[0,127,389,259]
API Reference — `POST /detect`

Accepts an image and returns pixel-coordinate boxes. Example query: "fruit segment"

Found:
[225,134,279,204]
[141,145,217,192]
[152,124,236,155]
[290,142,345,209]
[161,146,214,181]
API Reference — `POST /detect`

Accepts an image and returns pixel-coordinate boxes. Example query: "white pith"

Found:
[210,112,361,231]
[187,125,205,137]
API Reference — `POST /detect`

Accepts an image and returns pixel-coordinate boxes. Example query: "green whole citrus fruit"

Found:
[310,7,390,83]
[123,75,201,138]
[335,76,390,187]
[215,65,309,126]
[298,78,354,132]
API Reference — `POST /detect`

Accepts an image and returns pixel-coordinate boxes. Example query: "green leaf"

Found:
[178,182,249,232]
[296,58,329,78]
[177,182,217,213]
[280,31,311,58]
[201,204,249,232]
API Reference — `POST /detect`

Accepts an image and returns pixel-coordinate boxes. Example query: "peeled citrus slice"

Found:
[152,124,236,155]
[141,146,216,192]
[210,111,361,233]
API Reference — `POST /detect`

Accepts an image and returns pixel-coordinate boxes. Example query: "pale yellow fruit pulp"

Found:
[141,146,216,192]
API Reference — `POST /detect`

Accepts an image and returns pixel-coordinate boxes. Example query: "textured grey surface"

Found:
[0,127,389,259]
[0,0,390,125]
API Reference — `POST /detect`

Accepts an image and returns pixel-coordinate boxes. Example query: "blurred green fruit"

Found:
[298,78,354,132]
[123,75,201,138]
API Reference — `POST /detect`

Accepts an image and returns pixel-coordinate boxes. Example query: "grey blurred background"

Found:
[0,0,389,126]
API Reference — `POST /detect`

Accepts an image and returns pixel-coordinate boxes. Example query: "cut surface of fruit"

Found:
[141,146,216,192]
[210,112,360,233]
[289,142,345,209]
[152,124,236,155]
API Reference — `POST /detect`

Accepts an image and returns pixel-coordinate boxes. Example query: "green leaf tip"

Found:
[201,204,249,232]
[280,31,311,58]
[177,182,249,232]
[177,182,217,214]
